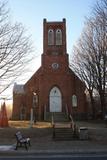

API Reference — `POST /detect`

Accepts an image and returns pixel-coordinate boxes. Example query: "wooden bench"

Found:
[15,131,31,150]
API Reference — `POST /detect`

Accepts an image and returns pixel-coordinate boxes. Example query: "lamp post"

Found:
[30,92,38,128]
[33,92,38,123]
[30,107,34,128]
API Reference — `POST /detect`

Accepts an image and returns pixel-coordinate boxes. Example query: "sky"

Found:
[2,0,98,99]
[8,0,97,53]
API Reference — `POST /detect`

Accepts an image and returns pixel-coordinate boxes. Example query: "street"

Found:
[0,154,107,160]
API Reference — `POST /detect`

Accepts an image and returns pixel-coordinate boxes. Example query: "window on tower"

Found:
[48,29,54,45]
[56,29,62,45]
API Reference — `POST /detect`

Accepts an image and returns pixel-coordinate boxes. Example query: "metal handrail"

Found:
[51,112,54,126]
[69,114,75,130]
[65,104,69,116]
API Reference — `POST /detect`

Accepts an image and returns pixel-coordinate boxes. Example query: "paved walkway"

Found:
[0,139,107,155]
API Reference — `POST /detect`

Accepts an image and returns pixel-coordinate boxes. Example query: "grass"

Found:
[76,120,106,128]
[0,121,52,145]
[9,121,52,128]
[0,120,106,146]
[7,120,106,129]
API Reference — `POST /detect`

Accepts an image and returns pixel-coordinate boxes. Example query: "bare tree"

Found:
[90,0,107,117]
[71,0,107,118]
[71,28,96,119]
[0,1,34,94]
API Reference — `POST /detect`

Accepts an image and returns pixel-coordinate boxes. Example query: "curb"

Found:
[0,148,107,156]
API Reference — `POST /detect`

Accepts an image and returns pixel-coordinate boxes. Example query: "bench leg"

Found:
[15,142,19,150]
[24,142,28,150]
[28,140,31,146]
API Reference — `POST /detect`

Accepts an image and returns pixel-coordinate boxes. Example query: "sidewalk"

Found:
[0,121,107,155]
[0,140,107,155]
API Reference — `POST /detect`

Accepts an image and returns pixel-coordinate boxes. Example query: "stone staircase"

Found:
[50,112,78,140]
[52,112,69,122]
[45,112,69,122]
[45,112,78,140]
[53,126,76,141]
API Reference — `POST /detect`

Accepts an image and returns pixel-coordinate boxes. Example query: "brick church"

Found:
[12,19,87,121]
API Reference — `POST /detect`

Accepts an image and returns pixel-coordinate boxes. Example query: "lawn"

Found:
[9,120,52,128]
[0,121,52,145]
[0,120,106,146]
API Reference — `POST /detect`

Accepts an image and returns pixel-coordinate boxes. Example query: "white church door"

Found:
[49,87,62,112]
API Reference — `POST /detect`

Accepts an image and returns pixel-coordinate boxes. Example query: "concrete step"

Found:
[45,112,69,122]
[53,112,69,122]
[53,128,76,141]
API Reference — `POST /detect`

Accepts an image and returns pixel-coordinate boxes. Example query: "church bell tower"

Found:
[42,18,69,73]
[43,18,67,55]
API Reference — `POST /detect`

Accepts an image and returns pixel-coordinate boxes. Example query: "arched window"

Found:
[56,29,62,45]
[48,29,54,45]
[72,95,77,107]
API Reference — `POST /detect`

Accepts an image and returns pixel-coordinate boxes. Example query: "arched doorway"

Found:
[49,87,62,112]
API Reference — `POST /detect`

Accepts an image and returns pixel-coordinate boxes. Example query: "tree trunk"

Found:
[99,92,106,119]
[89,90,96,119]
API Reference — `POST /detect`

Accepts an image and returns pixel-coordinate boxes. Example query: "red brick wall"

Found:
[22,66,87,120]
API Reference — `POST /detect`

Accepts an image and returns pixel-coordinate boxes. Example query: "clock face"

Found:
[52,63,59,70]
